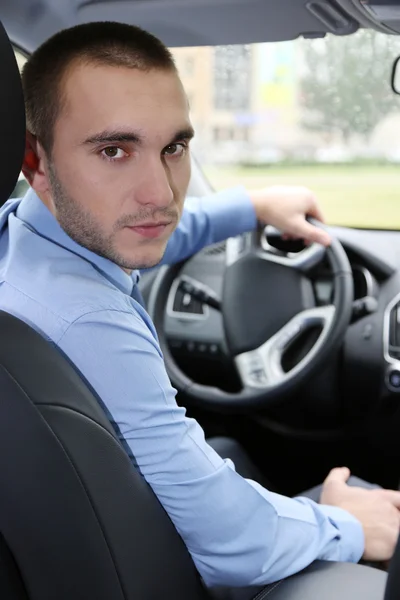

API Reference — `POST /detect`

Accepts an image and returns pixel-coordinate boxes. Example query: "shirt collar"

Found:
[16,188,139,295]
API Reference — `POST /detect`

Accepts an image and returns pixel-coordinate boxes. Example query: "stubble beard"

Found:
[47,161,178,271]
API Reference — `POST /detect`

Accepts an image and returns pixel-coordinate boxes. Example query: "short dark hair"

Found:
[22,21,176,155]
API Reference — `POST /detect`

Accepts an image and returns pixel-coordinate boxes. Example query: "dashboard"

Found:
[314,264,376,305]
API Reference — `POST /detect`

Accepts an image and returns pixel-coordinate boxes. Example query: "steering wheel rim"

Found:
[148,225,353,413]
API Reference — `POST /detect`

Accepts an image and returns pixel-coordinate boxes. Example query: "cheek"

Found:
[170,157,191,198]
[65,158,109,192]
[58,156,125,216]
[55,145,108,189]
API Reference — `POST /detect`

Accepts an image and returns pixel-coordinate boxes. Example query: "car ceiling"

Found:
[3,0,400,53]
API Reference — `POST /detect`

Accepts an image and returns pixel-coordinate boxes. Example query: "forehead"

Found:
[57,62,189,141]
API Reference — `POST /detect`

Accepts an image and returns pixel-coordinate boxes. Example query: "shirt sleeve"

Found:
[160,186,257,265]
[57,308,364,588]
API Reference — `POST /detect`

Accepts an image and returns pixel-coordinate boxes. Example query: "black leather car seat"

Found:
[0,19,393,600]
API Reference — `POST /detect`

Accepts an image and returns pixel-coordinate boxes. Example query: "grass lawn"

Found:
[203,164,400,230]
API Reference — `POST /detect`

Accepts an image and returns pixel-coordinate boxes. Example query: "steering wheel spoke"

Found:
[234,305,335,390]
[258,239,326,273]
[226,229,326,274]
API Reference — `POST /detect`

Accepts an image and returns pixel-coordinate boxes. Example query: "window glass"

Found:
[172,30,400,229]
[9,49,29,199]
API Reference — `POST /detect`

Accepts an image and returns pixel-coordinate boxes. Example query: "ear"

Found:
[21,132,50,195]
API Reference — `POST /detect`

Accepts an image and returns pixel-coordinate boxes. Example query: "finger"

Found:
[290,218,332,247]
[324,467,351,486]
[305,194,326,224]
[284,234,301,242]
[380,489,400,509]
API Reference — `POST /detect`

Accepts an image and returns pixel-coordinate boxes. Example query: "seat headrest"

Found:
[0,22,26,204]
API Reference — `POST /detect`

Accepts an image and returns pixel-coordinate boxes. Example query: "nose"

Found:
[135,154,174,209]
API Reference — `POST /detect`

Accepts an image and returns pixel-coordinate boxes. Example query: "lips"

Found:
[127,222,171,239]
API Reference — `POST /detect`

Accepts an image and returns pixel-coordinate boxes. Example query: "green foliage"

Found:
[300,30,400,141]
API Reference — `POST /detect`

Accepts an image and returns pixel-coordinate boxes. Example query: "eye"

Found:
[101,147,127,161]
[163,143,187,157]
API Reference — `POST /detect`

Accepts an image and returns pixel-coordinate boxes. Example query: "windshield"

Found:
[13,31,400,230]
[172,30,400,230]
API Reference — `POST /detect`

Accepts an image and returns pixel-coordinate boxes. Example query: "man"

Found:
[0,21,399,588]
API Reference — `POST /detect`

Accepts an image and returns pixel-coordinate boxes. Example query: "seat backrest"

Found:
[0,20,210,600]
[0,22,25,204]
[0,310,210,600]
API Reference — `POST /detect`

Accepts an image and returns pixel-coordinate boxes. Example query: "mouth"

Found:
[127,221,172,239]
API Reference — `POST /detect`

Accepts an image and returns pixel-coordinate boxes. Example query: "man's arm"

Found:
[159,184,333,267]
[57,306,364,588]
[160,186,257,266]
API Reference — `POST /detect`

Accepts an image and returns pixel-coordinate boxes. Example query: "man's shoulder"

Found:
[10,265,131,316]
[0,250,136,343]
[0,205,146,344]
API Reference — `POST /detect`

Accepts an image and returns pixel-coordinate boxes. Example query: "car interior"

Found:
[3,0,400,598]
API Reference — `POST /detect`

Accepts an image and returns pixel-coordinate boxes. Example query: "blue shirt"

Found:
[0,187,364,587]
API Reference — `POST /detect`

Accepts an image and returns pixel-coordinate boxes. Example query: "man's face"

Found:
[42,63,193,271]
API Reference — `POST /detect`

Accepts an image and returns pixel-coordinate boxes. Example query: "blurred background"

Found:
[12,30,400,229]
[171,30,400,229]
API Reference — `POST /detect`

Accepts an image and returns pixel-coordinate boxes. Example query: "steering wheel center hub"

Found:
[222,254,313,356]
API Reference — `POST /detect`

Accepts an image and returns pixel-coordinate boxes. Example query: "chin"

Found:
[123,247,166,271]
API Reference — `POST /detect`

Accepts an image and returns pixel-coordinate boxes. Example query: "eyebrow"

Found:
[83,129,142,146]
[83,126,195,146]
[170,127,195,144]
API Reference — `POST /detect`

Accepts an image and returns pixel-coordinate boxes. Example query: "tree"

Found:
[299,30,400,143]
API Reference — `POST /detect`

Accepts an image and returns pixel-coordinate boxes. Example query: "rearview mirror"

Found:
[392,56,400,95]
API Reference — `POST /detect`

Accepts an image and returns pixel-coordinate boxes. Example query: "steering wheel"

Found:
[148,222,353,412]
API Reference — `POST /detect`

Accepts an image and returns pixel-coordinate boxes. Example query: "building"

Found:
[172,41,303,165]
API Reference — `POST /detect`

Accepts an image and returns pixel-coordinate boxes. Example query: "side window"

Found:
[15,49,27,72]
[9,48,29,199]
[10,175,29,200]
